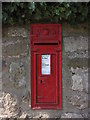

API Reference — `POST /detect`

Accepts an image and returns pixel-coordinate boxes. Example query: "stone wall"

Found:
[1,23,89,118]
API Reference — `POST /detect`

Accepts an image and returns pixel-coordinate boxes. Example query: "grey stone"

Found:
[70,67,88,93]
[20,112,28,118]
[64,36,88,52]
[70,94,88,110]
[67,58,88,68]
[1,92,20,118]
[61,113,83,118]
[2,40,28,57]
[72,75,83,91]
[67,50,88,59]
[9,62,26,87]
[18,77,26,87]
[7,27,28,37]
[33,113,49,118]
[0,72,1,78]
[71,67,75,74]
[0,97,2,108]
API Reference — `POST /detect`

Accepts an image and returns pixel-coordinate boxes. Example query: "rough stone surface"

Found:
[33,113,49,118]
[61,113,83,118]
[72,74,83,91]
[1,92,20,118]
[19,112,28,118]
[64,36,88,59]
[2,40,28,57]
[1,24,88,118]
[64,36,88,52]
[70,67,88,93]
[70,94,88,110]
[4,27,28,37]
[67,58,88,68]
[67,50,88,59]
[9,62,26,87]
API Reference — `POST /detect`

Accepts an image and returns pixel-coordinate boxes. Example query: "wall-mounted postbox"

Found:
[30,24,62,109]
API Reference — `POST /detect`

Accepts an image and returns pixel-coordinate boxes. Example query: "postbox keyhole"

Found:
[40,80,42,84]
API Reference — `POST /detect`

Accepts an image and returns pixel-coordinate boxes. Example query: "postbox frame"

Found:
[30,24,62,109]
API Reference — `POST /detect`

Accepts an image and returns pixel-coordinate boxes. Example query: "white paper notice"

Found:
[41,55,50,75]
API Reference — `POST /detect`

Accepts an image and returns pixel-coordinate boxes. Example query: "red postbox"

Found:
[30,24,62,109]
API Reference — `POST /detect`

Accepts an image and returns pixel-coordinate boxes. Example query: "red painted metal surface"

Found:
[30,24,62,109]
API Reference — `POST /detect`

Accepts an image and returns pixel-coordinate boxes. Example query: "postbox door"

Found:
[31,24,62,109]
[35,52,59,104]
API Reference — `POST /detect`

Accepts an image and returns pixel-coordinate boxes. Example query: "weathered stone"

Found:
[71,67,75,74]
[20,112,28,118]
[81,111,88,118]
[9,62,26,87]
[0,72,1,78]
[67,58,88,68]
[61,113,83,118]
[63,23,88,36]
[70,67,88,93]
[2,41,28,57]
[83,73,88,93]
[7,27,28,37]
[18,77,26,87]
[1,92,20,118]
[0,97,2,108]
[72,75,83,91]
[0,75,2,97]
[64,36,88,52]
[70,94,88,110]
[67,50,88,59]
[2,60,7,71]
[33,113,49,118]
[2,36,28,44]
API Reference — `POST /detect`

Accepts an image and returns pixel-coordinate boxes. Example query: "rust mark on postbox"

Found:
[30,24,62,109]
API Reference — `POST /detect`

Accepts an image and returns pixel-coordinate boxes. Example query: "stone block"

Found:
[70,94,88,110]
[67,50,88,59]
[9,62,26,87]
[61,113,83,118]
[2,41,28,57]
[67,58,88,68]
[1,92,20,118]
[70,67,88,93]
[72,75,83,91]
[3,26,28,38]
[64,36,88,52]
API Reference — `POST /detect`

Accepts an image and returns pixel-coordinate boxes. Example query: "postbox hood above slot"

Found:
[30,24,62,44]
[31,24,61,35]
